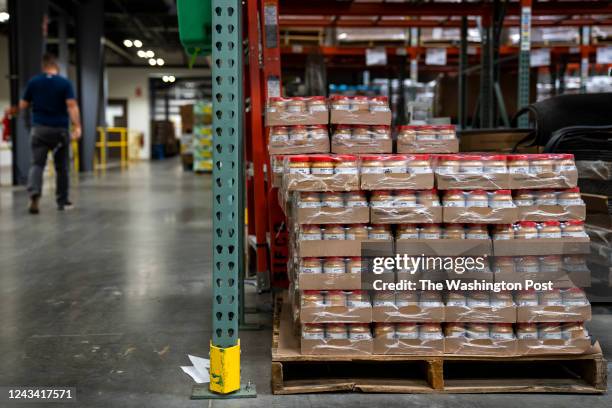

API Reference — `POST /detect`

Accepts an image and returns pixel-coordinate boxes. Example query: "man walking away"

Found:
[8,53,82,214]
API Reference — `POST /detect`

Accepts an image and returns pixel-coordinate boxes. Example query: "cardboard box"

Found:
[397,139,459,154]
[284,173,360,192]
[517,337,591,355]
[300,337,373,355]
[361,173,434,190]
[459,129,532,153]
[371,304,444,322]
[395,239,493,256]
[179,104,194,133]
[330,109,391,125]
[444,337,517,355]
[265,110,328,126]
[509,170,578,189]
[495,272,591,289]
[517,204,586,221]
[299,304,372,323]
[493,237,591,256]
[443,206,519,224]
[445,305,516,323]
[293,206,369,224]
[516,304,592,323]
[297,239,393,257]
[435,173,511,190]
[370,205,443,224]
[331,138,392,154]
[372,336,444,355]
[298,271,395,290]
[268,138,330,155]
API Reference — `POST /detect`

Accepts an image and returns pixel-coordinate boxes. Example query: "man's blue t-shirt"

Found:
[22,73,75,128]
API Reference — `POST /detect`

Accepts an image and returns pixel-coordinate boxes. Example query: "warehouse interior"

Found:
[0,0,611,406]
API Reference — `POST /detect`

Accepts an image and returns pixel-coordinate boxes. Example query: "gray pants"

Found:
[27,126,70,205]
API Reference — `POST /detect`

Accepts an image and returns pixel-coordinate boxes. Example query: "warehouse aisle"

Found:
[0,160,610,407]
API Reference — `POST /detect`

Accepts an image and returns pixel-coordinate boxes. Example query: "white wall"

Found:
[106,67,209,160]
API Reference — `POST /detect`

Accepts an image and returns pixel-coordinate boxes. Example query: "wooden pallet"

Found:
[271,296,608,395]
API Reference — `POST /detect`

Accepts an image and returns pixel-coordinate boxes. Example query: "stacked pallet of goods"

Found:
[268,96,595,358]
[193,101,213,172]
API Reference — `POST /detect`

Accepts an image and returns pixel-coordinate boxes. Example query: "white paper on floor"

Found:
[180,354,210,384]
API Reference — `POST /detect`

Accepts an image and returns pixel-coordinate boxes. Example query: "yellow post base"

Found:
[209,340,241,394]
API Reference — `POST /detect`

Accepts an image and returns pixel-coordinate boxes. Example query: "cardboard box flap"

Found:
[371,206,443,224]
[443,206,518,224]
[372,304,444,322]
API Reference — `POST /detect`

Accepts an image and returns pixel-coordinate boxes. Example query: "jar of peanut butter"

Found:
[326,323,348,339]
[370,190,394,208]
[302,323,325,340]
[416,126,437,141]
[419,323,443,340]
[325,290,347,306]
[321,192,344,208]
[307,96,327,112]
[270,126,289,144]
[516,290,538,306]
[446,291,467,306]
[310,155,335,175]
[516,221,538,239]
[323,224,346,240]
[396,323,419,339]
[301,225,322,241]
[286,97,306,113]
[397,126,416,143]
[444,224,465,239]
[309,125,328,140]
[557,187,582,206]
[346,290,370,308]
[436,154,461,175]
[298,192,321,208]
[386,155,409,174]
[492,224,514,240]
[562,322,587,340]
[561,220,587,238]
[394,190,418,208]
[360,155,385,174]
[530,154,555,174]
[516,323,538,340]
[288,155,311,174]
[514,189,535,206]
[302,290,325,306]
[373,291,396,306]
[374,323,395,339]
[369,224,392,240]
[409,154,431,174]
[490,323,514,340]
[346,224,368,240]
[445,323,466,337]
[420,291,443,307]
[466,224,489,240]
[482,155,507,174]
[493,256,515,273]
[562,287,588,306]
[397,224,419,240]
[515,256,539,273]
[334,125,352,141]
[347,257,363,274]
[467,291,490,307]
[466,323,490,339]
[535,189,557,206]
[352,125,371,141]
[290,125,309,144]
[345,191,367,207]
[268,97,286,113]
[539,255,562,273]
[539,323,562,340]
[443,190,466,207]
[300,258,323,274]
[335,155,359,174]
[331,95,351,111]
[490,190,515,208]
[395,291,418,306]
[418,189,440,207]
[323,258,346,274]
[420,223,441,240]
[370,96,389,112]
[539,220,562,239]
[372,125,391,140]
[466,190,489,208]
[437,125,456,140]
[556,153,576,172]
[460,155,484,174]
[540,289,563,306]
[490,292,514,307]
[507,154,530,174]
[351,96,369,111]
[348,323,372,340]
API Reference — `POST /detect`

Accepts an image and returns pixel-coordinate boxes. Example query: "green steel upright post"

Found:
[517,1,532,128]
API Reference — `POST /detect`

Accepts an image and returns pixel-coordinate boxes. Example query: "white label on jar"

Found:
[420,233,440,240]
[467,299,490,307]
[326,331,348,340]
[517,332,538,340]
[446,299,466,306]
[490,200,515,208]
[346,200,368,208]
[370,200,393,208]
[563,298,587,306]
[490,300,511,308]
[466,200,488,207]
[466,233,489,240]
[521,232,539,239]
[483,166,507,174]
[539,232,562,239]
[443,201,466,207]
[435,165,454,175]
[369,233,391,240]
[345,233,364,240]
[270,135,288,143]
[493,234,512,240]
[536,199,557,206]
[399,232,419,240]
[300,266,322,274]
[311,167,334,175]
[370,105,390,112]
[396,331,419,340]
[558,198,583,206]
[298,201,322,208]
[410,166,431,174]
[324,266,346,274]
[324,233,346,240]
[321,200,344,208]
[420,300,443,307]
[490,332,514,340]
[300,233,321,241]
[309,105,327,112]
[558,164,576,172]
[509,166,529,174]
[541,298,563,306]
[562,230,588,238]
[530,165,551,174]
[540,331,563,340]
[518,265,539,273]
[349,332,372,340]
[540,264,560,273]
[332,104,351,111]
[386,166,408,174]
[460,167,483,174]
[417,135,437,141]
[287,105,303,113]
[361,166,384,174]
[515,199,534,206]
[419,332,443,340]
[289,167,310,175]
[466,330,490,340]
[373,300,395,306]
[335,167,358,174]
[394,200,419,208]
[350,266,362,274]
[302,332,325,340]
[347,300,369,308]
[517,299,538,306]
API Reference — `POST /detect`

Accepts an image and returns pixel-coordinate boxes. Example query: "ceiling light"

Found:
[168,75,176,83]
[162,76,169,82]
[133,39,142,48]
[156,58,165,66]
[148,58,157,66]
[145,50,155,58]
[123,39,133,47]
[0,12,9,23]
[137,50,146,58]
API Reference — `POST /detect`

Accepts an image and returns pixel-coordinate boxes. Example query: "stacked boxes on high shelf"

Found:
[266,97,594,357]
[193,101,213,172]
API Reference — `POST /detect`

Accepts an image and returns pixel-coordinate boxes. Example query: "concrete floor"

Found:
[0,159,610,408]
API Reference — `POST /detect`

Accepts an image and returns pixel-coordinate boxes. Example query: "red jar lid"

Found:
[289,155,310,162]
[519,221,537,227]
[335,154,357,162]
[494,189,512,195]
[507,154,529,161]
[411,154,430,161]
[361,154,385,161]
[564,187,580,193]
[310,155,333,162]
[309,96,326,101]
[565,220,584,226]
[371,96,388,102]
[542,220,561,226]
[481,154,506,161]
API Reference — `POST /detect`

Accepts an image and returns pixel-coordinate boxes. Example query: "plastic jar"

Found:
[490,323,514,340]
[345,190,368,207]
[562,322,587,340]
[397,224,419,240]
[321,192,345,208]
[539,220,562,239]
[301,225,322,241]
[460,155,484,174]
[348,323,372,340]
[466,190,489,207]
[466,323,490,339]
[386,155,409,174]
[373,291,396,306]
[516,323,539,340]
[562,288,588,306]
[268,97,286,112]
[436,154,461,175]
[334,154,359,175]
[540,255,562,273]
[437,125,456,140]
[482,155,507,174]
[374,323,395,339]
[290,125,309,144]
[515,256,540,273]
[371,125,391,140]
[539,323,563,340]
[307,96,327,112]
[346,290,370,308]
[516,221,539,239]
[516,290,538,306]
[369,224,393,240]
[493,256,515,273]
[370,190,394,208]
[323,258,346,275]
[443,190,466,207]
[394,190,418,208]
[446,291,467,306]
[419,323,443,340]
[301,258,322,274]
[556,153,576,172]
[360,155,385,174]
[286,98,306,113]
[288,155,311,174]
[420,291,443,307]
[490,292,514,307]
[416,126,437,141]
[346,224,368,241]
[347,257,363,274]
[326,323,348,339]
[298,192,322,208]
[395,291,418,306]
[397,126,416,143]
[561,220,587,238]
[530,154,555,174]
[370,96,389,112]
[310,155,335,175]
[467,291,490,307]
[408,154,431,174]
[331,95,351,111]
[445,323,466,337]
[514,190,535,206]
[325,290,347,306]
[396,323,419,339]
[507,155,530,174]
[418,189,440,207]
[466,224,489,240]
[492,224,514,240]
[420,223,442,240]
[302,290,325,306]
[323,225,346,240]
[270,126,289,143]
[271,155,284,175]
[490,190,515,208]
[540,289,563,306]
[352,125,371,141]
[535,189,558,206]
[563,255,587,272]
[334,125,352,141]
[351,96,370,111]
[444,224,465,239]
[309,125,328,140]
[557,187,582,206]
[302,323,325,340]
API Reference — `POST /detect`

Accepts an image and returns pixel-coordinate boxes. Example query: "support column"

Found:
[57,13,69,77]
[458,17,468,129]
[8,0,48,185]
[75,0,104,172]
[517,0,532,128]
[580,26,590,94]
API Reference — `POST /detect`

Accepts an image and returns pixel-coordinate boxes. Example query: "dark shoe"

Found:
[29,195,40,214]
[57,201,74,211]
